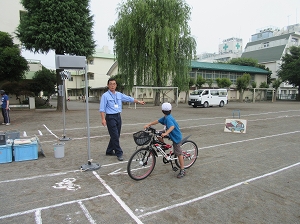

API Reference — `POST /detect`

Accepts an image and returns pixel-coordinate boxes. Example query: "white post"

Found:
[29,97,35,109]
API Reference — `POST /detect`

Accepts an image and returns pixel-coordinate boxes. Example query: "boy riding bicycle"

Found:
[144,102,185,178]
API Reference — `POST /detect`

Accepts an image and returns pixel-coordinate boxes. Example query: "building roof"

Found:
[241,33,292,63]
[191,61,270,74]
[241,45,286,63]
[245,33,291,47]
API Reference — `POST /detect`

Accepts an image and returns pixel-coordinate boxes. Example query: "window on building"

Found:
[221,72,229,79]
[88,73,94,80]
[19,10,27,21]
[69,77,73,81]
[205,73,213,80]
[189,72,196,80]
[263,42,269,48]
[291,38,298,44]
[230,74,236,84]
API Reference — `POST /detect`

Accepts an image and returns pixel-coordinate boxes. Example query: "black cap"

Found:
[0,90,5,95]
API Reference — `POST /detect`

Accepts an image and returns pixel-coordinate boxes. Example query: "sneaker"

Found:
[106,152,116,156]
[117,156,124,161]
[5,123,10,126]
[177,169,185,178]
[2,123,5,125]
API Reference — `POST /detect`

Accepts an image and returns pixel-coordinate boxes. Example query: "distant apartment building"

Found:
[0,0,42,79]
[241,24,300,97]
[197,37,243,63]
[0,0,25,45]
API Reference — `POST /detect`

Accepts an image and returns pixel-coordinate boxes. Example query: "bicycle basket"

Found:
[133,131,152,146]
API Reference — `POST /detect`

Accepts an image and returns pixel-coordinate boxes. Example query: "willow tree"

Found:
[16,0,95,111]
[109,0,196,105]
[236,73,251,102]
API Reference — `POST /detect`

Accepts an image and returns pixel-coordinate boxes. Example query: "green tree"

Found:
[189,77,195,88]
[109,0,196,105]
[113,73,126,93]
[0,31,29,82]
[278,46,300,100]
[185,77,195,103]
[173,72,190,103]
[1,80,34,103]
[206,79,213,88]
[228,58,272,84]
[196,76,206,89]
[215,78,232,88]
[236,73,251,102]
[228,57,258,67]
[259,81,269,88]
[32,67,56,99]
[272,79,282,102]
[16,0,96,111]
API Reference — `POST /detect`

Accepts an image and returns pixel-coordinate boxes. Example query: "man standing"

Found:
[1,90,10,125]
[100,78,145,161]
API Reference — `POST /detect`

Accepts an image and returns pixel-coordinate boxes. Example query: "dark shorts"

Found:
[173,142,183,156]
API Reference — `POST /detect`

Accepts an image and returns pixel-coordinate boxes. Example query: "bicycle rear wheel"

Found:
[175,140,198,169]
[127,147,156,181]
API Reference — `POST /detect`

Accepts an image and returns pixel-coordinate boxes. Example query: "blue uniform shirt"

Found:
[100,90,134,114]
[1,94,9,109]
[158,114,182,144]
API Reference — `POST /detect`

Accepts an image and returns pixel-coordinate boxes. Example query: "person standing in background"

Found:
[1,90,10,125]
[100,78,145,161]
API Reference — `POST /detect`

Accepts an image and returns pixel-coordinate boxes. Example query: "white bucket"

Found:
[53,143,65,158]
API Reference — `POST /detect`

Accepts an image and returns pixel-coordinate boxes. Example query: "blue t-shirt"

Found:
[1,94,9,109]
[99,90,134,114]
[158,114,182,144]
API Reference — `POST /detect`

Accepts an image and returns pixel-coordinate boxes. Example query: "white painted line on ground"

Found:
[198,130,300,150]
[0,170,81,184]
[0,194,110,220]
[93,171,143,224]
[78,201,96,224]
[35,209,42,224]
[1,129,299,185]
[47,110,300,133]
[138,162,300,218]
[38,114,300,144]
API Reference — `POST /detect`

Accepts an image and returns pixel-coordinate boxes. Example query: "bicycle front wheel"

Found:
[175,140,198,169]
[127,147,156,181]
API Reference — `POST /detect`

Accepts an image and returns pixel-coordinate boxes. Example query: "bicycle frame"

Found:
[128,127,198,180]
[144,129,191,171]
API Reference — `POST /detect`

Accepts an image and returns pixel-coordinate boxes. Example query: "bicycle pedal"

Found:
[172,167,178,172]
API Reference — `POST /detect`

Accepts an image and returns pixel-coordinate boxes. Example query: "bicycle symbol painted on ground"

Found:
[52,178,81,191]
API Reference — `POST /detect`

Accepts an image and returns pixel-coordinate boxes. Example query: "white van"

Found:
[188,89,228,108]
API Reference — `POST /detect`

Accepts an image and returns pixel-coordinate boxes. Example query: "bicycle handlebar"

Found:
[145,126,169,139]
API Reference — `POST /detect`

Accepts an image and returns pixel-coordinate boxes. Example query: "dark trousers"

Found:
[106,113,122,157]
[2,108,10,124]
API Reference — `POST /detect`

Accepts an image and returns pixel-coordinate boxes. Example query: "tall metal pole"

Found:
[81,62,100,171]
[62,79,66,136]
[85,67,91,159]
[60,72,71,141]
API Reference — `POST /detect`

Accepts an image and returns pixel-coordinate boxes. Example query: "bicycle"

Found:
[127,126,198,180]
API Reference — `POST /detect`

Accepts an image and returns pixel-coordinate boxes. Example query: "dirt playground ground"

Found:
[0,100,299,224]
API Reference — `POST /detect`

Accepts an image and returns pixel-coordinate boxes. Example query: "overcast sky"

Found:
[22,0,299,69]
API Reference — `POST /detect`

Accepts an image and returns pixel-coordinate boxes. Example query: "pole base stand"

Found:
[60,136,71,141]
[81,161,101,171]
